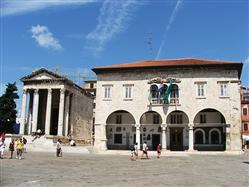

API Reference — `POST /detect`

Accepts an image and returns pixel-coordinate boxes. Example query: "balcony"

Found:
[150,97,179,105]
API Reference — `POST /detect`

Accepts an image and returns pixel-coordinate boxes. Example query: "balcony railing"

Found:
[150,97,179,105]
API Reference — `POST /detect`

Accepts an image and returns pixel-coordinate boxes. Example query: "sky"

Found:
[0,0,248,112]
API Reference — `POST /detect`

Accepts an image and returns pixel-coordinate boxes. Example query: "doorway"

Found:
[170,127,183,151]
[152,134,160,150]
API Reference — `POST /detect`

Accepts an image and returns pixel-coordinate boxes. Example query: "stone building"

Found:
[19,68,93,143]
[92,58,243,151]
[241,86,249,148]
[82,80,97,138]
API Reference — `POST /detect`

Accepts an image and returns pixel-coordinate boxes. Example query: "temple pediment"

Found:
[21,68,66,82]
[31,72,55,80]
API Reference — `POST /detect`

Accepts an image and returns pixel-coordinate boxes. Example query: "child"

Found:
[56,139,62,157]
[130,144,136,161]
[157,144,161,158]
[9,139,15,159]
[16,138,24,160]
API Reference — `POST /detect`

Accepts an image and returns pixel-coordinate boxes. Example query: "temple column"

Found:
[45,89,52,135]
[161,124,167,150]
[27,92,33,134]
[32,89,39,133]
[64,93,70,137]
[135,124,141,149]
[57,88,65,136]
[19,89,27,134]
[188,124,194,151]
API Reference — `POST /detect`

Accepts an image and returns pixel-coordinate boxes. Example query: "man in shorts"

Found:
[141,141,149,159]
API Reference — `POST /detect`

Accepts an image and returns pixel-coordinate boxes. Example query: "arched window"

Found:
[150,85,158,99]
[209,128,221,144]
[170,84,179,104]
[194,129,205,144]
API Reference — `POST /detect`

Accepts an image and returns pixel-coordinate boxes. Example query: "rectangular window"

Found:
[197,83,205,97]
[243,93,249,102]
[114,134,122,144]
[116,115,122,124]
[125,86,132,98]
[220,83,228,97]
[104,86,111,98]
[90,83,94,89]
[244,123,248,131]
[153,114,160,124]
[200,114,206,123]
[243,108,248,116]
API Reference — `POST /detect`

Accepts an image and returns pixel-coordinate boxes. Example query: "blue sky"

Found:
[0,0,248,111]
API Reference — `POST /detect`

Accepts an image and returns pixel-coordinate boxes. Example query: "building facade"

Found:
[241,87,249,148]
[19,68,93,143]
[93,58,243,151]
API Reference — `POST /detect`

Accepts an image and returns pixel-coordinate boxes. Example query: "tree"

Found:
[0,82,19,133]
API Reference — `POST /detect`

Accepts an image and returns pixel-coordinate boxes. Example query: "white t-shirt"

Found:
[56,142,61,149]
[70,140,75,146]
[142,143,147,151]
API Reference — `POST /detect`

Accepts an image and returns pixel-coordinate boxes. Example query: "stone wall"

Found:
[69,87,93,144]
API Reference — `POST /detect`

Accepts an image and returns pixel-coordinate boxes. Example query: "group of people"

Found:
[0,134,27,160]
[130,142,161,161]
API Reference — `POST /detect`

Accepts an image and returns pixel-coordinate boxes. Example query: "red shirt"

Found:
[0,133,5,140]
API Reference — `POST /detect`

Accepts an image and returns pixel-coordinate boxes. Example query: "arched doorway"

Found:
[193,108,226,151]
[166,110,189,151]
[106,110,135,150]
[140,111,162,150]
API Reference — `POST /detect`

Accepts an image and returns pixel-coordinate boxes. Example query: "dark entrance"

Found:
[152,134,160,150]
[170,127,183,151]
[50,108,59,135]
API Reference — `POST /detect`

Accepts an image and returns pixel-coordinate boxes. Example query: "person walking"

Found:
[130,144,136,161]
[22,137,27,153]
[141,141,149,159]
[157,144,161,158]
[16,138,24,160]
[9,139,15,159]
[56,139,62,157]
[0,139,6,159]
[134,142,138,158]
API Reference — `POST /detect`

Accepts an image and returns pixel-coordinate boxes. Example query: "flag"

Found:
[163,79,173,103]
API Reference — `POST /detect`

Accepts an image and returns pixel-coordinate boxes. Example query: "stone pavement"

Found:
[1,151,249,187]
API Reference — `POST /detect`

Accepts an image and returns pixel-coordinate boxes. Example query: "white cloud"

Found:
[31,24,62,50]
[155,0,183,60]
[1,0,97,16]
[86,0,139,53]
[166,0,183,31]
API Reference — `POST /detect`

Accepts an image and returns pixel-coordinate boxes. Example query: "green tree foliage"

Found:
[0,83,19,133]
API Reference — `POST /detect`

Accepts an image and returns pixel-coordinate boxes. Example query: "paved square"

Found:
[1,152,248,187]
